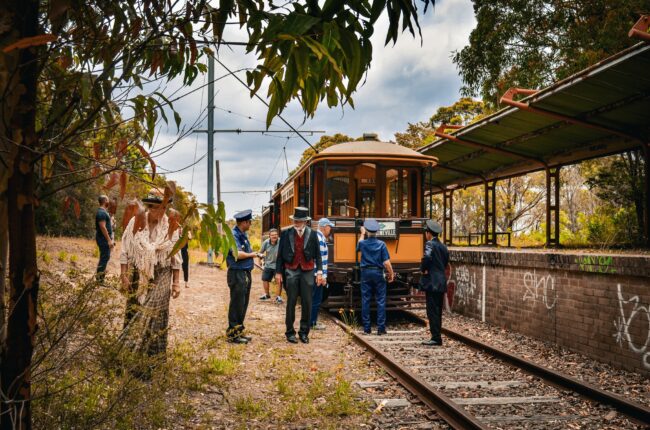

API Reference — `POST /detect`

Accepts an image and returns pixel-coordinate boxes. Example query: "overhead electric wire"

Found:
[214,58,319,153]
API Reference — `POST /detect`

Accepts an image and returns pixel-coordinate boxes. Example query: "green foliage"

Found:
[454,1,649,104]
[395,97,489,148]
[57,250,68,262]
[237,1,435,126]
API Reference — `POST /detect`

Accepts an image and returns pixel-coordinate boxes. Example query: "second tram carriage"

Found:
[261,137,438,310]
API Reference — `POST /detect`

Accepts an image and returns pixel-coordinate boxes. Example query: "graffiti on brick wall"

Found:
[452,265,481,311]
[614,284,650,370]
[575,255,617,274]
[522,270,557,310]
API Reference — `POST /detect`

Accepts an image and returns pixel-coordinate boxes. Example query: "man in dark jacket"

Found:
[275,207,323,344]
[420,220,450,346]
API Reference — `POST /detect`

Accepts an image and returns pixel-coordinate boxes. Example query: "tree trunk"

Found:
[0,1,40,429]
[0,196,7,343]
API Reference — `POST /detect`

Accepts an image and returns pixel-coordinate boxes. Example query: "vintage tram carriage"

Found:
[261,138,438,310]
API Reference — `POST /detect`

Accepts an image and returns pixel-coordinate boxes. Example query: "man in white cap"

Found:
[311,218,334,330]
[275,207,323,344]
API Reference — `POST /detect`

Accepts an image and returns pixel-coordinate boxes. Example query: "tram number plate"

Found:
[376,221,397,238]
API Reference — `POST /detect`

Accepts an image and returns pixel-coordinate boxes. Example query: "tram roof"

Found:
[315,140,437,162]
[419,42,650,191]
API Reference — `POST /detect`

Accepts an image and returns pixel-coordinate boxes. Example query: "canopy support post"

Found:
[545,167,561,247]
[443,189,454,245]
[484,180,497,246]
[642,144,650,247]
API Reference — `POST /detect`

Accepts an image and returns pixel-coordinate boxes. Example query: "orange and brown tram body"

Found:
[261,140,438,310]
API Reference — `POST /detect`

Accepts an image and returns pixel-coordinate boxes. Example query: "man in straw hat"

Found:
[419,220,449,346]
[275,207,323,344]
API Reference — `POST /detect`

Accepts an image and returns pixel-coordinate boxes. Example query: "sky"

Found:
[150,0,476,218]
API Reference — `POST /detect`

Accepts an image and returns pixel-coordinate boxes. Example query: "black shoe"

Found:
[240,335,252,341]
[299,335,309,344]
[363,330,371,335]
[228,336,249,344]
[376,329,387,336]
[421,339,442,346]
[287,335,298,344]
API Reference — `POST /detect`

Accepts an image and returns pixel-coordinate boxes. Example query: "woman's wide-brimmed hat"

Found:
[289,206,311,221]
[142,188,172,205]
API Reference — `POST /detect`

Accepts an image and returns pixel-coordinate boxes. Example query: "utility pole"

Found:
[192,56,325,264]
[206,55,215,263]
[215,160,221,204]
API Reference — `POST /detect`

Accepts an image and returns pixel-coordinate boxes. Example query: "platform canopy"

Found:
[419,42,650,191]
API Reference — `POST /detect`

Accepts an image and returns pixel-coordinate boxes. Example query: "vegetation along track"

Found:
[329,311,650,429]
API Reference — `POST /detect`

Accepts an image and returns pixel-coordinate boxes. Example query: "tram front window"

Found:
[326,167,350,216]
[386,168,418,217]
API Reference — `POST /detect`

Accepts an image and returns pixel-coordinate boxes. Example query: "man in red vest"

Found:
[275,207,323,344]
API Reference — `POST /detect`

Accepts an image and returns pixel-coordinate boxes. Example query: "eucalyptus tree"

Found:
[0,0,434,427]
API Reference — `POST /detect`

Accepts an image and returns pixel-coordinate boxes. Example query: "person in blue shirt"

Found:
[95,195,114,282]
[226,209,257,344]
[357,219,394,335]
[419,220,450,346]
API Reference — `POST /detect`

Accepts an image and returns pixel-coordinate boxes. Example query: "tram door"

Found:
[354,163,377,218]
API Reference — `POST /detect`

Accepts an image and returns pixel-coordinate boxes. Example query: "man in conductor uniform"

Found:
[420,220,450,346]
[226,209,257,344]
[275,207,323,344]
[357,219,394,335]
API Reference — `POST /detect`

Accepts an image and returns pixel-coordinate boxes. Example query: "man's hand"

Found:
[275,273,283,286]
[359,226,366,236]
[316,274,323,286]
[109,240,115,249]
[172,283,181,299]
[387,272,395,283]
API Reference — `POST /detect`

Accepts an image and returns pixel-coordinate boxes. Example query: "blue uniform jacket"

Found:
[226,226,254,270]
[419,237,449,293]
[357,237,390,269]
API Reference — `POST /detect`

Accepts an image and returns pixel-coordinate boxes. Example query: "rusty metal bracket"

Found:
[500,87,644,143]
[629,15,650,41]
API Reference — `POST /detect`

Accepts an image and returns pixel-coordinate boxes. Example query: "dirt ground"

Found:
[36,236,441,429]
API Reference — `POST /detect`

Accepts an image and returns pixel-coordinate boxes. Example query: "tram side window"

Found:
[326,166,350,216]
[314,165,324,217]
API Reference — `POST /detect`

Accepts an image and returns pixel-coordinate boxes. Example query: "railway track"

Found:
[329,311,650,429]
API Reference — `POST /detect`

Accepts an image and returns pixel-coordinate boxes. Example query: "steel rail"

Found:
[402,310,650,425]
[327,314,487,430]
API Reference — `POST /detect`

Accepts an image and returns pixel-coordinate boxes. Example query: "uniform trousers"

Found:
[425,291,444,343]
[226,268,252,339]
[285,268,313,337]
[360,270,387,332]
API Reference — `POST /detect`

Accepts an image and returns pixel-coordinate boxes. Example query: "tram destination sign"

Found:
[376,221,397,239]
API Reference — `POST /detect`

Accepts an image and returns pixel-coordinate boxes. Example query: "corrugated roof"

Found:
[419,42,650,191]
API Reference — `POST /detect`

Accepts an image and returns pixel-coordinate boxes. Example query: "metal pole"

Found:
[215,160,221,204]
[207,55,215,264]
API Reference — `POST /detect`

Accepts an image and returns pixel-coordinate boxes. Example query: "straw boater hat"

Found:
[142,188,173,205]
[289,207,311,221]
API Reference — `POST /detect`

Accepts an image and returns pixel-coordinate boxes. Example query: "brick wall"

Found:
[446,248,650,375]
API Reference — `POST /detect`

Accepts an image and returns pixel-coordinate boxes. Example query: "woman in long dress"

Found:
[119,187,182,359]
